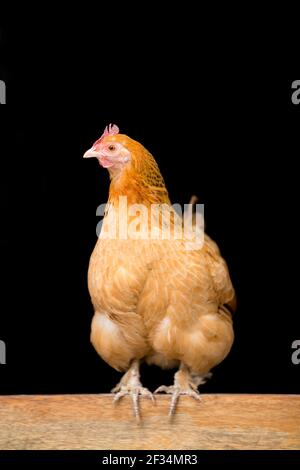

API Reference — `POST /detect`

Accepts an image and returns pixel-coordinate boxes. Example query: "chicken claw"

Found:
[155,384,201,417]
[154,363,207,417]
[111,359,155,420]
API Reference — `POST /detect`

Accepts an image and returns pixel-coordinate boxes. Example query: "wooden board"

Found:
[0,394,299,450]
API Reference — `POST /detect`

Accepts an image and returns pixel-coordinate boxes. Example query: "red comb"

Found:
[93,123,119,147]
[103,123,119,137]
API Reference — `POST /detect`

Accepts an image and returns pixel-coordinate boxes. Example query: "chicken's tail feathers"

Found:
[187,195,198,224]
[187,194,205,230]
[189,194,199,206]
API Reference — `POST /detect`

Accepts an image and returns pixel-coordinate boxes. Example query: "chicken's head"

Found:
[83,124,133,177]
[84,124,170,204]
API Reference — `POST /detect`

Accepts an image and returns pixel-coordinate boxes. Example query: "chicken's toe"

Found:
[112,384,155,420]
[111,359,155,420]
[155,384,202,417]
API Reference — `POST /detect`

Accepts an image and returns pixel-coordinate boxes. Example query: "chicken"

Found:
[83,124,236,419]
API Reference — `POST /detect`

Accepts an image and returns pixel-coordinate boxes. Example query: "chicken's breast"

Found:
[89,234,235,375]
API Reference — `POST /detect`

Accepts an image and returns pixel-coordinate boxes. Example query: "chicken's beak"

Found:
[83,147,99,159]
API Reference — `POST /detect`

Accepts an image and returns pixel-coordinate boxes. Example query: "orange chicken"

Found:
[83,124,236,418]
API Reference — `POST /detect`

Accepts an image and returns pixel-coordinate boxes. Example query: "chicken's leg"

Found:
[111,359,154,420]
[155,363,211,417]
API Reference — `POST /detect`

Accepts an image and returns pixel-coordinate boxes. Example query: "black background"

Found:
[0,25,299,397]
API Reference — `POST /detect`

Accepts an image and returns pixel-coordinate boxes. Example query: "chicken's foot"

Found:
[111,359,154,421]
[155,363,211,417]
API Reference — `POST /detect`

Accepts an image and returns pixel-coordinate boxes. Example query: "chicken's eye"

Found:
[108,144,116,151]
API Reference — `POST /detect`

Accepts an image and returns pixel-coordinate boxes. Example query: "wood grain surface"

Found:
[0,394,299,450]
